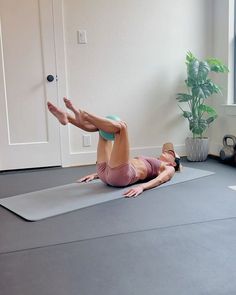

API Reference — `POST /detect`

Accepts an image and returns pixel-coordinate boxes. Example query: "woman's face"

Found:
[159,151,175,164]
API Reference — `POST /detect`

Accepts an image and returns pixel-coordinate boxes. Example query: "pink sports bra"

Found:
[137,156,161,180]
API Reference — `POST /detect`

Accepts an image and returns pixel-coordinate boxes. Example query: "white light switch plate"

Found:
[83,134,91,147]
[77,30,87,44]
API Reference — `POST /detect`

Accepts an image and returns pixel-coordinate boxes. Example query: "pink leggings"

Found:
[97,162,139,187]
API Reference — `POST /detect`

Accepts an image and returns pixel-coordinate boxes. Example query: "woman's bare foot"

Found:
[47,102,68,125]
[63,97,99,131]
[63,97,86,123]
[63,97,79,113]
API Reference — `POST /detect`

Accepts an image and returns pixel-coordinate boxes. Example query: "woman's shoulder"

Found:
[159,160,174,170]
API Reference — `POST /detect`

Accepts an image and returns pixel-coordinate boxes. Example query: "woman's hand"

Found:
[123,185,144,198]
[77,173,97,183]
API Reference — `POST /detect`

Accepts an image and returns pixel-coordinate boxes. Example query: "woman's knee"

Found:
[117,121,128,132]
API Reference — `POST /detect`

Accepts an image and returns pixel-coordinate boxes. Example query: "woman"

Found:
[47,97,181,198]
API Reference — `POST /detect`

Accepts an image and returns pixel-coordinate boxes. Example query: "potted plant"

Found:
[176,51,229,161]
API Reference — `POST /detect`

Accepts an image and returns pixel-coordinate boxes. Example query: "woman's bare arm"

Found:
[123,165,175,198]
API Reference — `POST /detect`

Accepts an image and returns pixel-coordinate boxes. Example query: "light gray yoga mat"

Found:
[0,167,214,221]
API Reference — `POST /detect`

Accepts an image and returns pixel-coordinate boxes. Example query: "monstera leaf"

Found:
[187,60,210,84]
[189,119,208,136]
[198,104,217,118]
[176,93,193,102]
[206,58,229,73]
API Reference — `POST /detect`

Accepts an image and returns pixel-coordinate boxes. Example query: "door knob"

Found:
[47,75,54,82]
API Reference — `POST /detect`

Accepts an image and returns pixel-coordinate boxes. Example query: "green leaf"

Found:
[207,80,222,95]
[192,84,211,99]
[183,111,192,119]
[191,79,221,99]
[198,104,217,117]
[188,60,210,82]
[206,116,217,124]
[185,78,195,88]
[206,58,229,73]
[186,51,196,64]
[201,83,214,97]
[189,119,208,136]
[176,93,193,102]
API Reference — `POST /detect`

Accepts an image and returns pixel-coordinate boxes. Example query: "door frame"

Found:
[52,0,70,167]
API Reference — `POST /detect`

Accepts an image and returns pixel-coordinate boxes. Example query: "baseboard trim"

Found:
[208,154,220,160]
[209,142,222,157]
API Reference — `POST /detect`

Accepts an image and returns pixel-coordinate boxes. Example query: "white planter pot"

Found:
[185,137,209,162]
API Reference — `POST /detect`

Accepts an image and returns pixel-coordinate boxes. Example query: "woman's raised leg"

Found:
[108,121,130,167]
[67,115,98,132]
[47,101,98,132]
[96,135,113,164]
[63,98,130,167]
[63,97,122,134]
[52,97,130,166]
[47,102,68,125]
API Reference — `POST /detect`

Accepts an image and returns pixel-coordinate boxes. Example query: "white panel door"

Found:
[0,0,61,170]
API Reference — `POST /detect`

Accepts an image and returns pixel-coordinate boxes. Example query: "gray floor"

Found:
[0,158,236,295]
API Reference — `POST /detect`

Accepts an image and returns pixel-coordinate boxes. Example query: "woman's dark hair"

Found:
[174,157,181,171]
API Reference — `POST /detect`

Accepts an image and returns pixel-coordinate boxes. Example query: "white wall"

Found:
[62,0,213,166]
[209,0,236,155]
